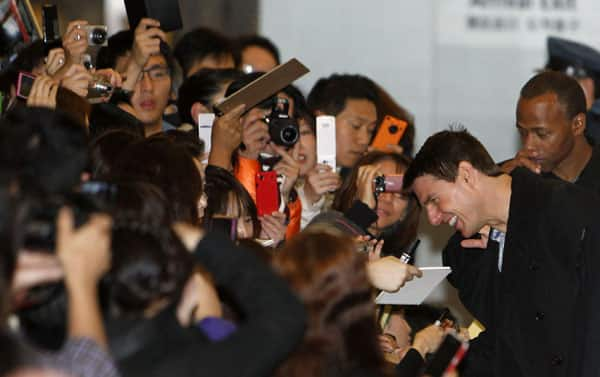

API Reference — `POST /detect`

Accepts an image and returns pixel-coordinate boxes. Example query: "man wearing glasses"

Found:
[120,18,176,136]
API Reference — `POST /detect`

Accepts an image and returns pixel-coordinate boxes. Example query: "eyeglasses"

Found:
[137,65,170,82]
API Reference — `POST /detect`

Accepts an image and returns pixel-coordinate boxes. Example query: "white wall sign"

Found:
[438,0,600,49]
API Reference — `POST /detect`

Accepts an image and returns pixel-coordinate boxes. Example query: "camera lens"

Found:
[389,125,398,134]
[281,126,299,145]
[90,28,107,45]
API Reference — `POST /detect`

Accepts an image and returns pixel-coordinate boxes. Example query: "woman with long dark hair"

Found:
[332,151,420,257]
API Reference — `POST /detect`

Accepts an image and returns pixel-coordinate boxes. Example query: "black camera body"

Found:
[264,100,299,147]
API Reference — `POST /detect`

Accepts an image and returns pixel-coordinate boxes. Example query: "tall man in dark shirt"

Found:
[501,70,600,192]
[403,129,600,377]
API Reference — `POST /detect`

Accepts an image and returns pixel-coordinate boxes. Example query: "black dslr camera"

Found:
[264,99,299,147]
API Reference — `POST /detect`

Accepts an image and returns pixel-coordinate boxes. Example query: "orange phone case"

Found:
[256,171,279,216]
[371,115,408,152]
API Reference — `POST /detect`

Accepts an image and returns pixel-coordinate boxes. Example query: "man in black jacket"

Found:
[443,70,600,375]
[403,129,600,377]
[501,70,600,192]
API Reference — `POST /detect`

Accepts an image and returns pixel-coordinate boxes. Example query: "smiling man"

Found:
[403,128,600,377]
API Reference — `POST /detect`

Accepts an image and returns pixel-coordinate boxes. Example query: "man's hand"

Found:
[62,20,89,65]
[122,18,166,91]
[500,150,541,174]
[11,252,63,298]
[357,165,380,210]
[272,144,300,200]
[367,256,422,292]
[59,64,92,98]
[131,18,166,68]
[303,163,341,205]
[259,211,287,246]
[378,334,405,364]
[45,48,66,76]
[177,271,222,327]
[239,112,269,160]
[56,208,112,290]
[460,225,490,249]
[26,75,59,109]
[412,324,447,358]
[208,104,246,170]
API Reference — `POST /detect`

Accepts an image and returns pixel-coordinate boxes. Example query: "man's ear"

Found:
[572,112,586,137]
[190,102,210,125]
[457,161,477,188]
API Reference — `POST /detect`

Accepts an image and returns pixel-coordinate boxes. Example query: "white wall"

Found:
[260,0,600,322]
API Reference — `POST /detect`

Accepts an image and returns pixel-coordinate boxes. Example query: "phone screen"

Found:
[17,72,36,99]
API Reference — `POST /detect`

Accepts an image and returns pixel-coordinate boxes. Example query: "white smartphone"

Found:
[316,115,336,171]
[198,113,216,162]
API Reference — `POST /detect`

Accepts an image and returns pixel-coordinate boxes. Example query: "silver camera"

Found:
[84,25,108,46]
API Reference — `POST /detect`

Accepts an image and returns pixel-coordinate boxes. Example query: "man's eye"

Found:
[537,131,549,139]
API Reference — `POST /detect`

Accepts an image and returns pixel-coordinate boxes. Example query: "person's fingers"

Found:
[140,27,167,43]
[27,78,42,104]
[66,20,89,33]
[87,213,113,234]
[220,104,246,122]
[516,156,541,174]
[18,252,61,268]
[386,144,404,154]
[407,265,423,278]
[270,211,286,222]
[460,238,488,249]
[261,215,281,228]
[56,207,75,249]
[271,144,295,164]
[260,219,278,238]
[49,82,59,105]
[137,18,161,32]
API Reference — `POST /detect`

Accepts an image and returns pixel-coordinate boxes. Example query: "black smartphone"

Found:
[42,4,59,43]
[423,333,469,377]
[124,0,183,32]
[16,71,36,100]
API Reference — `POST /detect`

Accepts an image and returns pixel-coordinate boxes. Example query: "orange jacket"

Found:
[235,155,301,240]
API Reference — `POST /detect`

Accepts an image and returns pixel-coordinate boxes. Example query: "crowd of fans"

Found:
[2,11,600,377]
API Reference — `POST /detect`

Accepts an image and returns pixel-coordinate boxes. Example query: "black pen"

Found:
[400,239,420,264]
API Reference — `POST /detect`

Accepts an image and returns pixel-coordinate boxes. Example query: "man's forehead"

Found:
[412,175,444,204]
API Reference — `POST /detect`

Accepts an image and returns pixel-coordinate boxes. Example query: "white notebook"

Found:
[375,267,451,305]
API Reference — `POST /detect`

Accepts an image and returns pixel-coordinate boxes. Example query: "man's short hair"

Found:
[95,30,134,70]
[403,128,502,190]
[307,74,379,116]
[237,35,280,65]
[520,70,587,120]
[174,28,236,76]
[177,68,241,125]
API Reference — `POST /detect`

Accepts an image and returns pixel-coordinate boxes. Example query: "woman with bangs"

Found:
[332,151,420,258]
